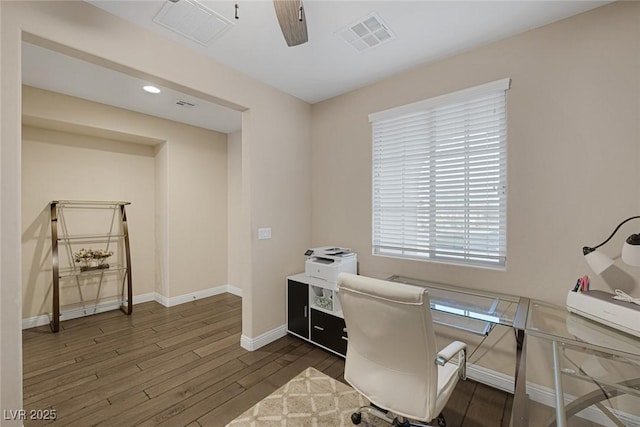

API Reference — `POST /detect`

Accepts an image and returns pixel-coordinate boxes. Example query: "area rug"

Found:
[226,367,387,426]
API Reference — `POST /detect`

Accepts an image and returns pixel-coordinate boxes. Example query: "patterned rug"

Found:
[226,367,387,426]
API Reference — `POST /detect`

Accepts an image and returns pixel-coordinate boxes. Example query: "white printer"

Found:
[304,246,357,285]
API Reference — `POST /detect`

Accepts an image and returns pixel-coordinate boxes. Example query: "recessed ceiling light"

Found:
[143,85,161,94]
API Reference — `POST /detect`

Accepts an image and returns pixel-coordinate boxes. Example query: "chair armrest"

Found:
[435,341,467,380]
[435,341,466,366]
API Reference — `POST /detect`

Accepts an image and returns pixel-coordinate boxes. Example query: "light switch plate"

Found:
[258,227,272,240]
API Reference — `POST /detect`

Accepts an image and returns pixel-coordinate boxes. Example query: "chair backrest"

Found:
[337,272,439,421]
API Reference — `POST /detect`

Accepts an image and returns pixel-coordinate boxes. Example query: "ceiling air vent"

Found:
[337,13,395,53]
[153,0,234,46]
[176,100,196,108]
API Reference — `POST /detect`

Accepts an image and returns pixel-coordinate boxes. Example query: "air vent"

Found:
[337,13,395,53]
[176,100,196,108]
[153,0,234,46]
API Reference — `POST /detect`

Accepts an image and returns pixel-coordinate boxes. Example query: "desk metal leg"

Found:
[515,328,525,383]
[511,329,528,426]
[552,341,567,427]
[511,296,530,426]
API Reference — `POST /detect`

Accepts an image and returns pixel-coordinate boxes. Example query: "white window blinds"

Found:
[370,78,510,268]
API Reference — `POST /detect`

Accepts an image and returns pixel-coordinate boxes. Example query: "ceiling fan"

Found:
[272,0,308,47]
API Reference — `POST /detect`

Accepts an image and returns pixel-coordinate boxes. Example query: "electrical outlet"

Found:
[258,227,272,240]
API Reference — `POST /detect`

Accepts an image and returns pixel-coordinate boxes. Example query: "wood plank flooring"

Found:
[23,293,513,426]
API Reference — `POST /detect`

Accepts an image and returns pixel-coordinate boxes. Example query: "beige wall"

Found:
[166,121,227,298]
[155,142,169,297]
[1,1,312,413]
[311,2,640,375]
[227,131,243,291]
[21,85,228,315]
[243,104,312,338]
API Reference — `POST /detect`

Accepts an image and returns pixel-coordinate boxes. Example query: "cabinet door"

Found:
[287,280,309,338]
[311,309,347,356]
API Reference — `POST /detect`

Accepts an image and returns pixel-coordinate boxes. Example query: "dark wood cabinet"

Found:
[311,309,347,356]
[287,274,347,358]
[287,279,309,339]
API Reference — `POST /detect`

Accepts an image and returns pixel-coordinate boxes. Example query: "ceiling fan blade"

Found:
[273,0,308,47]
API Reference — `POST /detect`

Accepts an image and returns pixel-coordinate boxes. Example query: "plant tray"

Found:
[80,264,110,272]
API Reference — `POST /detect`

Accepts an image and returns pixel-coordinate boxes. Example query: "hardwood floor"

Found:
[23,293,513,426]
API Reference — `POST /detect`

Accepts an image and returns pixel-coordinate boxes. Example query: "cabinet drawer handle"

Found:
[341,336,348,341]
[313,326,324,331]
[304,306,308,318]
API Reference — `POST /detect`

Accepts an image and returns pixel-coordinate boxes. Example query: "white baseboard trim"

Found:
[22,285,242,329]
[134,292,157,304]
[226,284,243,297]
[22,314,52,330]
[157,285,228,307]
[20,295,151,330]
[241,324,288,351]
[156,284,242,307]
[467,363,514,394]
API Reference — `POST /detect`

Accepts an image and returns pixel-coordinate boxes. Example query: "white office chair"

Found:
[337,273,467,427]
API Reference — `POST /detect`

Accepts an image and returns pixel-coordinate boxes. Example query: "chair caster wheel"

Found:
[351,412,362,425]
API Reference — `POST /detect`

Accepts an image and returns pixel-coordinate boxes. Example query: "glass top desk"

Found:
[387,275,528,333]
[515,299,640,427]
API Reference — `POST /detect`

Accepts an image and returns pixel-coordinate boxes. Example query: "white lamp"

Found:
[622,233,640,266]
[583,216,640,273]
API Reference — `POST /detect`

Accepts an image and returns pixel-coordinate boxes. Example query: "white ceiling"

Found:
[22,0,610,134]
[22,42,243,134]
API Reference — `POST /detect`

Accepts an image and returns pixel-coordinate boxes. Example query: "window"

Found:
[370,78,510,268]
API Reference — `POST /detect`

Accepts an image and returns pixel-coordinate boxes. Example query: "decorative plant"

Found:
[91,248,114,264]
[73,248,114,266]
[73,248,94,265]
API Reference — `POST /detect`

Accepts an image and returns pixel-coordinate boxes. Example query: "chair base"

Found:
[350,405,446,427]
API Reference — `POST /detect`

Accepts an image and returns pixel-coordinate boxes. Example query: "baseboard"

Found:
[240,324,287,351]
[156,284,242,307]
[467,363,514,394]
[21,293,154,329]
[22,314,52,330]
[134,292,157,304]
[226,284,243,297]
[22,285,242,329]
[157,285,228,307]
